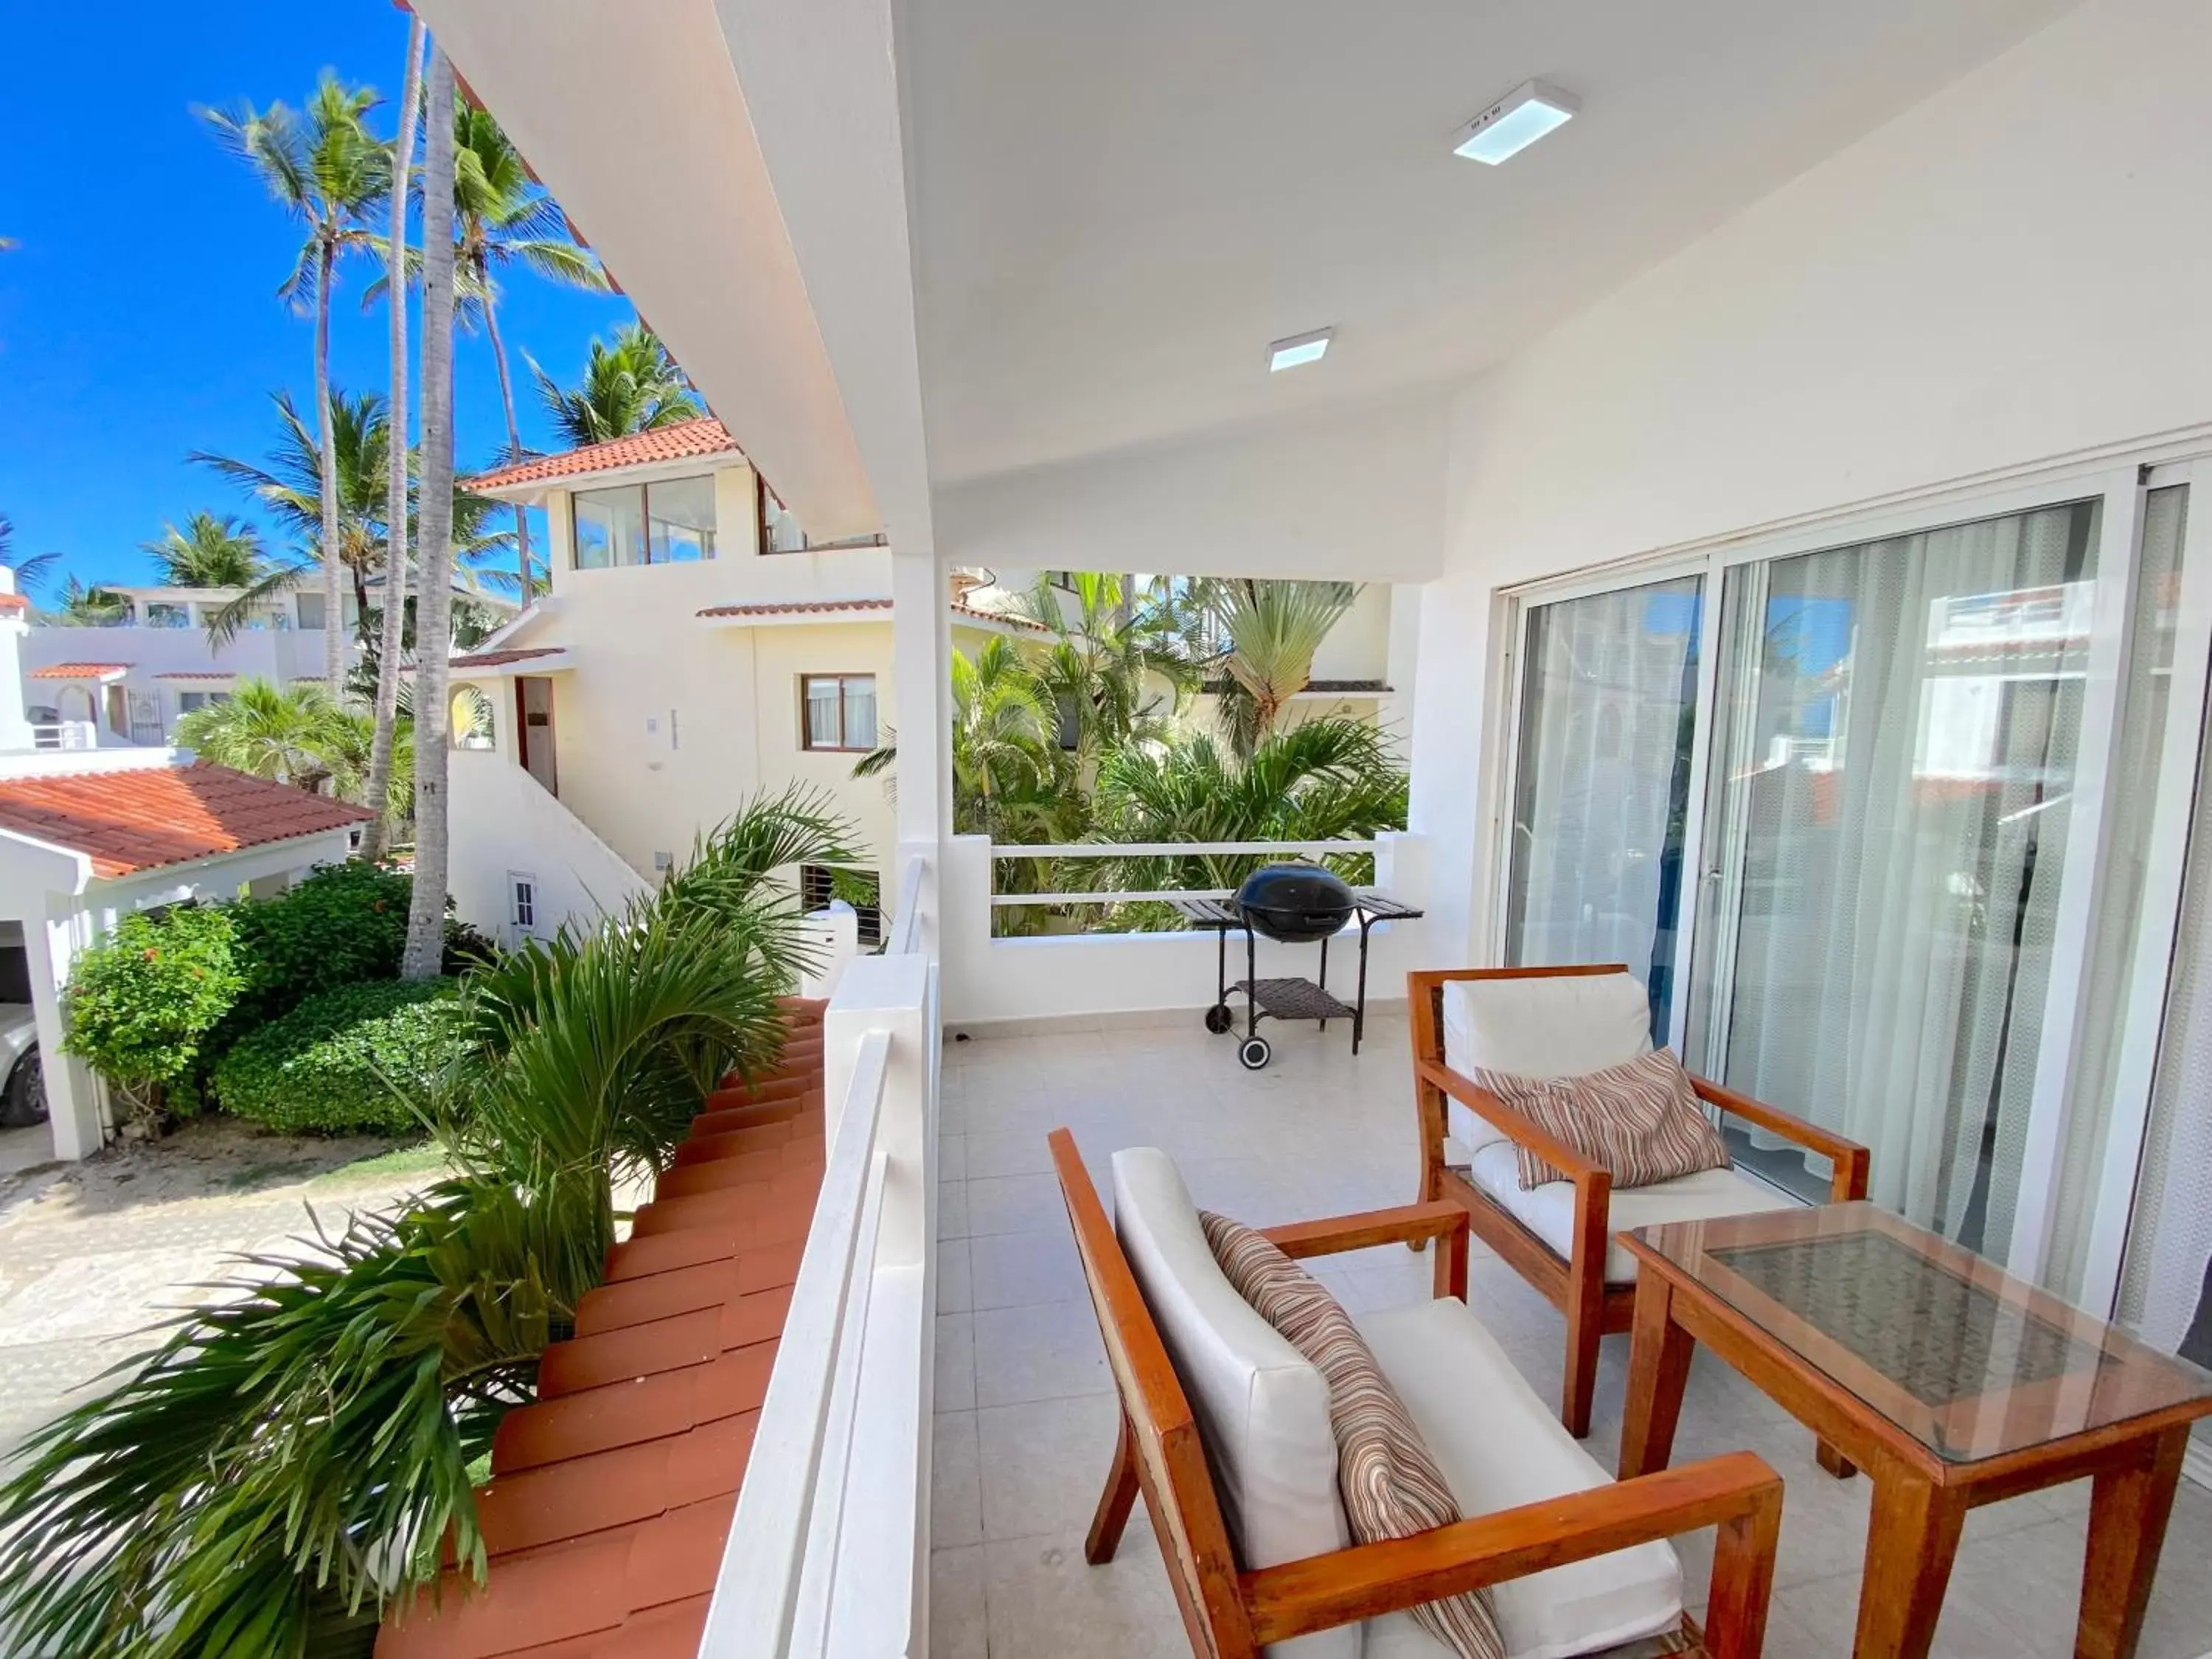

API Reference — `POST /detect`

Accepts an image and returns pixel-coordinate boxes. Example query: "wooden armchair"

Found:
[1410,965,1870,1441]
[1051,1129,1784,1659]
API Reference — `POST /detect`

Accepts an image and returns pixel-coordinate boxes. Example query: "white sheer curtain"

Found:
[1506,579,1702,1015]
[1705,501,2097,1251]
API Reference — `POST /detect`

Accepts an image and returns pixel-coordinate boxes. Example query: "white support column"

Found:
[890,549,952,876]
[29,908,103,1161]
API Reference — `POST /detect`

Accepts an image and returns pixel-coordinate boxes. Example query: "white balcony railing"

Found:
[29,720,101,751]
[704,852,940,1659]
[986,838,1381,908]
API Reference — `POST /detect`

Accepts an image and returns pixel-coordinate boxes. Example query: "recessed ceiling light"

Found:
[1268,328,1334,372]
[1453,80,1578,164]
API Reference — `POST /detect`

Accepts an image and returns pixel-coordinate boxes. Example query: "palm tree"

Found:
[141,512,267,588]
[203,76,390,698]
[46,577,128,627]
[365,14,426,865]
[403,44,462,982]
[451,98,608,597]
[1196,578,1361,754]
[1009,571,1200,764]
[529,323,700,448]
[192,387,511,644]
[0,515,63,597]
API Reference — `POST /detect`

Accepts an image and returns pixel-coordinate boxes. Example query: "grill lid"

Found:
[1235,863,1355,943]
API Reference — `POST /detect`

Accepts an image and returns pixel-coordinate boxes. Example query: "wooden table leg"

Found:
[1618,1273,1694,1481]
[2076,1426,2188,1659]
[1853,1464,1966,1659]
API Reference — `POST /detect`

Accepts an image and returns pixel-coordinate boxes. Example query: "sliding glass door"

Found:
[1502,576,1704,1040]
[1687,500,2098,1248]
[1498,465,2211,1307]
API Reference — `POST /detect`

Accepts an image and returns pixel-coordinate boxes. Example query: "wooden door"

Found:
[515,677,558,796]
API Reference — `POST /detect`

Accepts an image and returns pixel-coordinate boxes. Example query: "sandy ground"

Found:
[0,1119,445,1458]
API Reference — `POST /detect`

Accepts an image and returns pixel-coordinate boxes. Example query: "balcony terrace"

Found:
[918,1014,2212,1659]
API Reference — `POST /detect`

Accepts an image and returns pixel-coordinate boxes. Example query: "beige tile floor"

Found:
[926,1012,2212,1659]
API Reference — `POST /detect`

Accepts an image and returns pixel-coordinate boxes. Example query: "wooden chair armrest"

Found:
[1262,1202,1468,1260]
[1240,1451,1783,1647]
[1416,1059,1609,1188]
[1688,1075,1871,1202]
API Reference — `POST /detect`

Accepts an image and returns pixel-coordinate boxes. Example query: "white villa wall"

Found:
[1407,0,2212,961]
[21,625,340,741]
[445,747,651,943]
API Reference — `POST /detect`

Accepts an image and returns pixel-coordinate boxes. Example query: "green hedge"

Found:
[212,978,468,1136]
[61,906,243,1119]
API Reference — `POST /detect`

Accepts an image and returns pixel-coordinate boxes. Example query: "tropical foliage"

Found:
[213,978,466,1135]
[175,677,367,793]
[530,322,701,448]
[1,792,858,1656]
[59,907,244,1125]
[141,512,269,588]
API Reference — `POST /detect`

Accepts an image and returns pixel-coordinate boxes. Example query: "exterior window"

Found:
[145,602,189,629]
[510,874,537,934]
[177,690,231,714]
[801,674,877,751]
[574,476,717,568]
[759,476,808,554]
[297,593,325,630]
[800,863,883,947]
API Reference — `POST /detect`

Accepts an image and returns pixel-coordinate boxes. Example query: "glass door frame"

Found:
[1489,448,2212,1307]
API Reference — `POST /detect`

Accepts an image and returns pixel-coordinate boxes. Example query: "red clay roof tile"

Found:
[27,661,131,679]
[379,1006,827,1658]
[0,761,369,877]
[465,418,742,493]
[449,647,567,671]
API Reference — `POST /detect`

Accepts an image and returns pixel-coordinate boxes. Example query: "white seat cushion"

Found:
[1355,1298,1683,1659]
[1461,1141,1798,1283]
[1110,1150,1356,1659]
[1441,975,1652,1155]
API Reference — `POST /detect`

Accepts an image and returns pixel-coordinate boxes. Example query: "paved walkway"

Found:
[0,1120,442,1458]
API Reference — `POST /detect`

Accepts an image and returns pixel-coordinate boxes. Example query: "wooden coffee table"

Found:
[1615,1202,2212,1659]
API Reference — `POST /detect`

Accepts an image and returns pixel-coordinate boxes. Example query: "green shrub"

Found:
[63,907,243,1121]
[224,863,414,1029]
[212,978,467,1135]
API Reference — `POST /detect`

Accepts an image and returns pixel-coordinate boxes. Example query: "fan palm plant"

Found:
[1195,577,1360,754]
[1082,715,1408,908]
[45,575,128,626]
[0,791,858,1657]
[202,76,389,695]
[529,323,701,448]
[141,512,268,588]
[174,678,358,793]
[1009,571,1200,765]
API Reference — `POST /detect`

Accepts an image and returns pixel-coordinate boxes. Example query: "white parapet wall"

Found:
[939,831,1433,1029]
[445,746,653,944]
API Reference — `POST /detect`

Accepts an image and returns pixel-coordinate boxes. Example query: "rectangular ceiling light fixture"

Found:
[1267,327,1334,372]
[1453,80,1578,164]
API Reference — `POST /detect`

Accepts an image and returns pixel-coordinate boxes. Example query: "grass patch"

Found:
[304,1141,448,1189]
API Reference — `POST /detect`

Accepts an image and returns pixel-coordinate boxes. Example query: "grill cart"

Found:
[1170,863,1425,1070]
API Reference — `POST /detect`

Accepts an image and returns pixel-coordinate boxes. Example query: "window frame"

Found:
[571,474,719,569]
[758,471,809,554]
[509,872,538,936]
[799,672,878,753]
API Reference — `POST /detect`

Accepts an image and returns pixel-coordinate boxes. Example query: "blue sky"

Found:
[0,3,638,591]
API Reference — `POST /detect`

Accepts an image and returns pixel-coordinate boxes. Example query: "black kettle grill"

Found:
[1235,863,1355,943]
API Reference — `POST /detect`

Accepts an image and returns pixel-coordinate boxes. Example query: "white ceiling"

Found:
[902,0,2080,486]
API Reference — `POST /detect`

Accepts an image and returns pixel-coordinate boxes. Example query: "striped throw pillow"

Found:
[1200,1211,1506,1659]
[1476,1046,1731,1192]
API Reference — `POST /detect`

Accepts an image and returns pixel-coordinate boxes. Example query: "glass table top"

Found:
[1628,1202,2212,1464]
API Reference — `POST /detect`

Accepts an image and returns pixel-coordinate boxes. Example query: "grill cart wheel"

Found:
[1238,1035,1272,1071]
[1204,1003,1235,1034]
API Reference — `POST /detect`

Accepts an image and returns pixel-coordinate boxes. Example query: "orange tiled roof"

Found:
[0,762,370,878]
[154,670,236,682]
[449,647,566,671]
[28,661,131,680]
[378,1003,829,1659]
[467,419,742,492]
[0,593,29,613]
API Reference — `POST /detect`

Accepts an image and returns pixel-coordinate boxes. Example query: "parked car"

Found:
[0,1005,45,1127]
